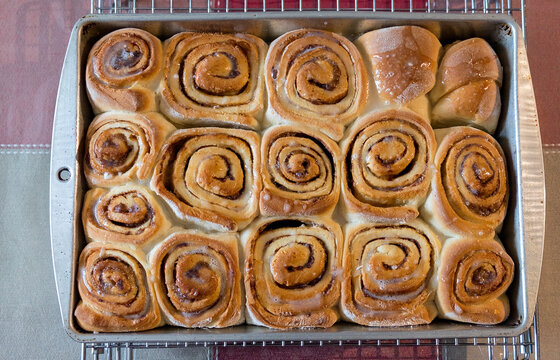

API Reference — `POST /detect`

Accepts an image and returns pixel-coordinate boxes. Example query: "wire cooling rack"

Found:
[83,1,535,359]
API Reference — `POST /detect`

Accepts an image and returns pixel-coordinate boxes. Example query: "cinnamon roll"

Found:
[260,125,340,217]
[159,32,267,129]
[82,184,171,249]
[430,38,503,134]
[151,127,261,232]
[421,126,508,238]
[84,111,175,188]
[86,28,163,114]
[74,242,163,332]
[149,229,243,328]
[356,26,441,106]
[341,109,436,222]
[437,236,514,324]
[341,220,440,326]
[264,29,368,141]
[242,217,342,329]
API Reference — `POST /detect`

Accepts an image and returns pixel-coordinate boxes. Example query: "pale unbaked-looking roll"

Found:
[341,219,441,326]
[242,217,342,329]
[436,236,514,325]
[264,29,368,141]
[260,125,340,217]
[86,28,163,114]
[430,38,503,134]
[84,111,176,188]
[82,184,171,250]
[151,127,261,232]
[159,32,267,129]
[341,109,436,222]
[149,229,244,328]
[74,242,164,332]
[421,126,509,238]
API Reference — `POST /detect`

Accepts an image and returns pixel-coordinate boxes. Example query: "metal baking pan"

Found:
[50,12,545,343]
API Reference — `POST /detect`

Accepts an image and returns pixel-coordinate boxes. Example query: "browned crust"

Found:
[159,32,267,129]
[74,242,163,332]
[426,126,508,238]
[340,220,440,326]
[84,111,176,188]
[149,230,243,328]
[259,125,340,216]
[265,29,368,141]
[86,28,163,114]
[430,37,503,103]
[432,80,501,134]
[356,25,441,104]
[340,109,436,222]
[150,127,261,232]
[242,217,342,329]
[82,185,171,247]
[437,237,514,324]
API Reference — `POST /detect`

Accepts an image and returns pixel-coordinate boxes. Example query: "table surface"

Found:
[1,1,558,359]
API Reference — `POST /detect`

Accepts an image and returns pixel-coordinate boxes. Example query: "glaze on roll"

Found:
[341,109,436,222]
[436,236,514,324]
[149,229,244,328]
[242,217,342,329]
[421,126,508,238]
[74,242,163,332]
[84,111,175,188]
[260,125,340,217]
[341,220,440,326]
[159,32,267,129]
[264,29,368,141]
[151,127,261,232]
[86,28,163,114]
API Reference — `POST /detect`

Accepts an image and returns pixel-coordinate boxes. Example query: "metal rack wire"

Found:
[83,1,534,359]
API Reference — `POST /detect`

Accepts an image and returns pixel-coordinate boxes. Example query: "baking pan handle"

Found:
[50,25,79,334]
[516,25,545,326]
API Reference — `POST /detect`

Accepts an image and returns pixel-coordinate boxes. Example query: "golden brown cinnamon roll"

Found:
[356,26,441,105]
[242,217,342,329]
[151,127,261,232]
[264,29,368,141]
[82,184,171,249]
[260,125,340,217]
[159,32,267,129]
[430,38,503,133]
[74,242,163,332]
[421,126,508,238]
[84,111,175,188]
[437,236,514,324]
[86,28,163,114]
[149,229,243,328]
[341,220,440,326]
[341,109,436,222]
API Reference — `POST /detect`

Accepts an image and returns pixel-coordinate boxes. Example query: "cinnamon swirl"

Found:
[86,28,163,114]
[242,217,342,329]
[437,236,514,324]
[149,229,243,328]
[84,111,175,188]
[341,220,440,326]
[159,32,267,129]
[82,184,171,249]
[74,242,163,332]
[260,125,340,217]
[264,29,368,141]
[151,127,261,232]
[341,109,436,222]
[421,126,509,238]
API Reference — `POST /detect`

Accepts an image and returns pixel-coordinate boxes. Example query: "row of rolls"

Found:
[87,25,503,141]
[76,25,514,332]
